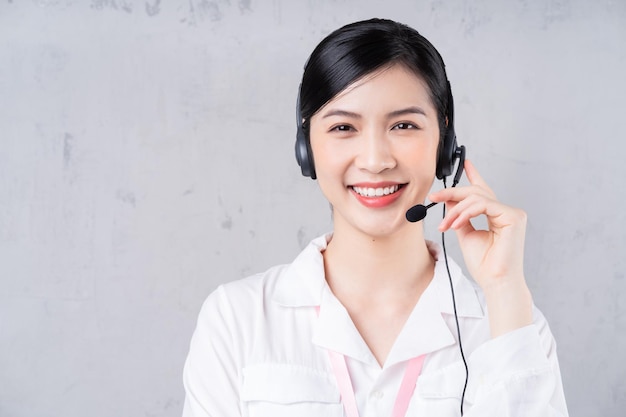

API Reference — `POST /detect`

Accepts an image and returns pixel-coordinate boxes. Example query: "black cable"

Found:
[441,177,469,416]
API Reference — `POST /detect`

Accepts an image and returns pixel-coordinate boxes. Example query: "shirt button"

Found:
[370,390,384,400]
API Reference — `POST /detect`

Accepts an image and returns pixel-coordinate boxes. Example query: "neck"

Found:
[322,217,437,367]
[323,221,434,302]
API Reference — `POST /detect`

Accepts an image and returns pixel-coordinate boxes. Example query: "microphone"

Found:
[405,202,438,223]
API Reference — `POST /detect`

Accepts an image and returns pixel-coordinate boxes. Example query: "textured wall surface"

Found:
[0,1,624,416]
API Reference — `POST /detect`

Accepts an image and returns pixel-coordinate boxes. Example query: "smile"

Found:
[349,183,406,209]
[351,185,401,197]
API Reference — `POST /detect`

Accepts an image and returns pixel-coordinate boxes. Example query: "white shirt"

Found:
[182,234,568,417]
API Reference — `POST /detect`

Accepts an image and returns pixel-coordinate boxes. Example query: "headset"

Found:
[294,87,317,179]
[294,80,470,415]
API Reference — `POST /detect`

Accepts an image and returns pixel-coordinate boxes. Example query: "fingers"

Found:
[445,195,489,231]
[436,193,487,232]
[427,160,516,234]
[430,160,495,202]
[436,191,526,241]
[438,193,505,233]
[429,183,494,205]
[464,159,489,188]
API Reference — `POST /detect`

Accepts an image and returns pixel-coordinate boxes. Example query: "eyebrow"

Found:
[321,109,361,119]
[387,106,427,118]
[321,106,427,119]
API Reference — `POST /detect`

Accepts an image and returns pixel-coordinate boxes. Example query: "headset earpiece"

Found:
[436,129,457,179]
[295,86,317,179]
[436,82,464,181]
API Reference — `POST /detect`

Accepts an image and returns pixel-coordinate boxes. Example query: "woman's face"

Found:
[309,64,440,239]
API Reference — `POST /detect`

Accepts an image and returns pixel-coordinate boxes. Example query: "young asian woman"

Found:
[182,18,568,417]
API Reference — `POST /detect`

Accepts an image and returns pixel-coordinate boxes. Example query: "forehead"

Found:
[317,64,435,116]
[313,64,436,119]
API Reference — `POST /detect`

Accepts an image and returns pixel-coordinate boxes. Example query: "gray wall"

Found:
[0,1,624,416]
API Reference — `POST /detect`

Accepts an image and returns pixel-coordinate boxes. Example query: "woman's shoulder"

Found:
[202,263,291,312]
[201,234,331,315]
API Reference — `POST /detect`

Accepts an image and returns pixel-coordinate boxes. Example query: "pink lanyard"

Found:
[327,350,425,417]
[317,307,425,417]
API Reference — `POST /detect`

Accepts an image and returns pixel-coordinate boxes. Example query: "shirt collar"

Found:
[271,233,331,307]
[271,234,485,365]
[273,235,483,315]
[384,242,484,366]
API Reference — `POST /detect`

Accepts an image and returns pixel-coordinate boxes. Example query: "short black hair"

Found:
[299,18,451,145]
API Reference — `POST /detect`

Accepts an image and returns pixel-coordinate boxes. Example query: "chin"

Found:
[354,216,416,240]
[331,202,418,239]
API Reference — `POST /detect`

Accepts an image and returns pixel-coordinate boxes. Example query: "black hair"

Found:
[300,18,451,145]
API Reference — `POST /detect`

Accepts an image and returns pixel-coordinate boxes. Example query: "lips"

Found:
[349,182,406,208]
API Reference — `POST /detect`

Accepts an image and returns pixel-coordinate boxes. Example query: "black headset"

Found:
[295,81,465,183]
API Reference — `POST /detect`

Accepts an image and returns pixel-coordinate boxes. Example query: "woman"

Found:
[182,18,568,416]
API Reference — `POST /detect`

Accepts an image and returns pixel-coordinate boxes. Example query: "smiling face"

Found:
[309,63,440,239]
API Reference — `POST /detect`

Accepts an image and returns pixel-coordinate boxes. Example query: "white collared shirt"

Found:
[182,234,568,417]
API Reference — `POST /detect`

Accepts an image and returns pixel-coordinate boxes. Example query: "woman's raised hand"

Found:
[428,160,533,337]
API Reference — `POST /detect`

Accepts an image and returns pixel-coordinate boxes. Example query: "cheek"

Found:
[312,147,350,195]
[401,139,439,175]
[310,134,352,177]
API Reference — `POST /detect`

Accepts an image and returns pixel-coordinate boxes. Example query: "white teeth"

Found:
[352,185,400,197]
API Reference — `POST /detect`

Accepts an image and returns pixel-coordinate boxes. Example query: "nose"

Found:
[354,130,396,174]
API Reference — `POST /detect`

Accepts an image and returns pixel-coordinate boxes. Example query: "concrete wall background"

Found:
[0,1,624,416]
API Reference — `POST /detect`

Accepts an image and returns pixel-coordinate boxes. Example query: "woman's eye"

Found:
[330,124,354,132]
[393,122,418,130]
